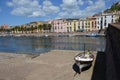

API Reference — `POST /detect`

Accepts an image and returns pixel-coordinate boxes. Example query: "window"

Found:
[74,26,76,31]
[95,21,96,25]
[74,23,75,27]
[112,19,113,23]
[82,26,84,28]
[55,26,56,30]
[104,23,106,26]
[67,22,69,25]
[67,27,69,32]
[92,22,94,27]
[98,21,99,24]
[104,20,107,26]
[105,16,106,18]
[70,27,72,31]
[79,22,80,25]
[112,15,113,18]
[88,22,90,25]
[78,26,80,29]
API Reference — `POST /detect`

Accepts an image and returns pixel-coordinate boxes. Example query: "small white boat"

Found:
[74,52,94,64]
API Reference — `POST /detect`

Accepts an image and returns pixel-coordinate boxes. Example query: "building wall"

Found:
[66,21,72,32]
[71,20,77,32]
[96,13,116,30]
[40,13,120,33]
[1,24,10,29]
[52,19,67,33]
[75,20,84,32]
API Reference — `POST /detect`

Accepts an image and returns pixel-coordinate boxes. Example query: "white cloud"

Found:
[85,0,105,12]
[87,0,93,5]
[57,0,105,18]
[7,0,106,19]
[6,0,59,17]
[7,0,44,17]
[42,0,60,14]
[82,0,105,17]
[61,0,79,11]
[78,0,84,6]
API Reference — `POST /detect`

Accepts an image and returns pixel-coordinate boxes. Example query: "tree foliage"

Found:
[104,2,120,12]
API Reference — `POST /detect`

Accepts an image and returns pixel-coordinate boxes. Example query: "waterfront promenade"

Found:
[0,31,105,37]
[0,50,97,80]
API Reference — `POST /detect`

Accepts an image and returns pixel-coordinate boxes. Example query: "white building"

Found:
[96,13,116,30]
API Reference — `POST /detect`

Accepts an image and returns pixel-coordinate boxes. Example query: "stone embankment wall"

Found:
[105,23,120,80]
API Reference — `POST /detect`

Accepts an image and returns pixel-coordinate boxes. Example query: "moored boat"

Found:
[86,33,100,37]
[74,51,94,64]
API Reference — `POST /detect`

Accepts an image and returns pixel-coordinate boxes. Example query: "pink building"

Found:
[52,19,67,33]
[1,24,10,29]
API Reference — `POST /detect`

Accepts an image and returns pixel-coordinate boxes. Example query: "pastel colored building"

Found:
[71,20,78,32]
[95,12,116,30]
[87,17,98,31]
[66,19,73,32]
[51,19,67,33]
[77,19,84,32]
[66,19,79,32]
[1,24,10,29]
[114,11,120,23]
[75,18,92,32]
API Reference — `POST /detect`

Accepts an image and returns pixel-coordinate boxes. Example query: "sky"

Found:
[0,0,119,26]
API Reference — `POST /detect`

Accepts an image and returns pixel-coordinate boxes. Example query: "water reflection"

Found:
[0,36,106,54]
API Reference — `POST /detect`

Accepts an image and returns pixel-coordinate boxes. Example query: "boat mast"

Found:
[84,43,85,54]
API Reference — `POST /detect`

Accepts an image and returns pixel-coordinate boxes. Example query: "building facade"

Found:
[52,19,67,33]
[95,12,116,30]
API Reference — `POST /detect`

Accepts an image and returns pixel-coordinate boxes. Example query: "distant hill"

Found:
[104,2,120,12]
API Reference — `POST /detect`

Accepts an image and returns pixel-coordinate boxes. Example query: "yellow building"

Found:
[71,20,78,32]
[66,19,79,32]
[84,19,91,31]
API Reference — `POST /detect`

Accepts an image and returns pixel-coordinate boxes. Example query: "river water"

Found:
[0,36,106,54]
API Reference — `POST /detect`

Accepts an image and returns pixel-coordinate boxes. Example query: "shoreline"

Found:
[0,32,105,37]
[0,50,97,80]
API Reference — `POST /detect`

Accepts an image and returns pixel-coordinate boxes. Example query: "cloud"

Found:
[6,0,59,17]
[61,0,79,11]
[7,0,44,17]
[7,0,106,19]
[85,0,105,12]
[57,0,105,18]
[42,0,60,14]
[78,0,84,6]
[87,0,93,5]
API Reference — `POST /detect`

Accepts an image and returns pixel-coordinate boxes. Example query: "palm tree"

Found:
[38,25,43,32]
[43,24,47,30]
[48,24,52,32]
[34,26,38,33]
[30,25,34,33]
[11,27,15,33]
[19,26,23,33]
[14,26,19,33]
[0,28,4,33]
[22,26,27,33]
[27,27,31,33]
